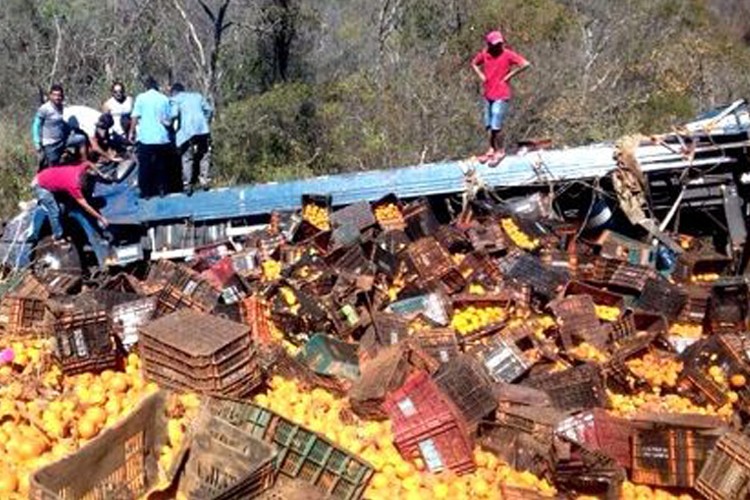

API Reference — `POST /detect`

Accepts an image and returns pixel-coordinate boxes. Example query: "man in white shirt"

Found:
[102,81,133,141]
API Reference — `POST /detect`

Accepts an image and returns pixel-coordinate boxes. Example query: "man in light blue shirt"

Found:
[128,76,178,198]
[170,83,214,193]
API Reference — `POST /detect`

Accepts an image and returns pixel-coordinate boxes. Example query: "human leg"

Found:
[179,140,195,190]
[488,100,509,157]
[478,100,496,163]
[136,143,156,198]
[34,186,63,239]
[43,142,65,167]
[195,134,211,188]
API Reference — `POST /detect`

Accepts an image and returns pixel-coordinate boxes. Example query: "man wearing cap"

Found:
[471,30,530,164]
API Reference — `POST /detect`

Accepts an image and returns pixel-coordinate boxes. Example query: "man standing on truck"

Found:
[102,81,133,143]
[471,30,531,165]
[32,84,88,170]
[129,76,178,198]
[170,83,214,194]
[30,156,109,243]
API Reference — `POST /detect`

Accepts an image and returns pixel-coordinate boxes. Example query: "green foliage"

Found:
[0,123,34,216]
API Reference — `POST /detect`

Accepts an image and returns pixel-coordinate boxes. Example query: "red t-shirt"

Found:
[36,163,89,199]
[472,48,528,101]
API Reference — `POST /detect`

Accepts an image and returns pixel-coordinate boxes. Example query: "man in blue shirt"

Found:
[31,84,88,170]
[128,76,178,198]
[170,83,214,193]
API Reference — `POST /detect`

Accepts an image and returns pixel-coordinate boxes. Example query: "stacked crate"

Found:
[139,309,261,397]
[556,408,633,469]
[432,354,497,431]
[383,371,475,475]
[45,293,120,375]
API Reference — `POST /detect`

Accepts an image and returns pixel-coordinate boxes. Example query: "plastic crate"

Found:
[144,259,180,295]
[180,417,277,499]
[264,347,350,397]
[45,294,120,375]
[0,273,49,336]
[494,406,564,446]
[465,221,508,254]
[383,371,475,474]
[403,198,440,239]
[456,252,503,286]
[387,292,451,326]
[433,354,497,429]
[271,418,373,499]
[631,416,725,488]
[111,296,157,351]
[607,309,668,344]
[563,280,625,308]
[469,337,531,383]
[609,261,658,293]
[678,285,711,324]
[548,294,605,349]
[298,333,360,381]
[370,312,411,347]
[412,327,460,364]
[240,295,273,345]
[635,277,688,320]
[499,251,569,300]
[706,279,749,334]
[155,264,221,317]
[696,431,750,500]
[140,309,260,396]
[406,237,458,282]
[556,409,633,469]
[331,200,377,232]
[349,345,410,420]
[526,363,608,412]
[30,393,169,499]
[676,367,731,408]
[479,426,555,479]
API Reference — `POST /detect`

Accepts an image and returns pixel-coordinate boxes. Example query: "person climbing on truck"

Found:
[89,113,125,165]
[471,30,531,166]
[30,155,109,244]
[32,84,89,170]
[170,82,214,194]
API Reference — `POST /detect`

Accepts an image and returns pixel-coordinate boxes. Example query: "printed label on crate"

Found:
[439,349,450,363]
[486,349,513,370]
[397,397,417,417]
[73,329,88,358]
[556,413,594,444]
[183,280,198,295]
[390,330,399,345]
[640,445,669,460]
[418,439,444,472]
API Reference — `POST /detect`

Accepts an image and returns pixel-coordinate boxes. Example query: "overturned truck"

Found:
[1,100,749,275]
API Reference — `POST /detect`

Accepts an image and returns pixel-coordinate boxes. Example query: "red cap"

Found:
[486,30,505,45]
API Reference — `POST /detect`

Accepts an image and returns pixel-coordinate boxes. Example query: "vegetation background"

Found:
[1,0,750,216]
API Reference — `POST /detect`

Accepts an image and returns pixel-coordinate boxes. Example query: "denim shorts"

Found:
[484,99,509,131]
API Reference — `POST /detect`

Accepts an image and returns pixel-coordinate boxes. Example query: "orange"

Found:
[0,468,18,494]
[85,407,107,426]
[731,374,747,388]
[17,438,46,461]
[109,374,129,393]
[78,418,99,439]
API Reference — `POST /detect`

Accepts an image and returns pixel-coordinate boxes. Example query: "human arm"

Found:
[74,196,108,227]
[471,52,486,82]
[90,128,119,162]
[31,110,44,150]
[503,51,531,82]
[202,96,214,122]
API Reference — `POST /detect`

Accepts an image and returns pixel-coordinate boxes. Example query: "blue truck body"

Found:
[2,100,749,272]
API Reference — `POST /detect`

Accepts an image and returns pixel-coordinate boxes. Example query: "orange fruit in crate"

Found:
[17,438,46,461]
[110,374,129,393]
[731,374,747,388]
[77,418,99,440]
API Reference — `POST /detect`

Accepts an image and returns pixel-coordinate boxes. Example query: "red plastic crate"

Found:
[556,409,633,469]
[383,372,475,475]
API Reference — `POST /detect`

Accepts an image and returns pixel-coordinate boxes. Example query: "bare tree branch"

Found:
[173,0,207,68]
[48,16,63,85]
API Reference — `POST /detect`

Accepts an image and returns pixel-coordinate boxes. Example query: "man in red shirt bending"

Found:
[31,161,109,242]
[471,30,531,164]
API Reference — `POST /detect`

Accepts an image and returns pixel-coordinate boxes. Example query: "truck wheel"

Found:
[32,237,82,275]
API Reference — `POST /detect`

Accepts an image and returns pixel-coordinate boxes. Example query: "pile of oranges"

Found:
[302,203,330,230]
[255,376,558,500]
[569,342,609,363]
[374,203,403,225]
[501,218,539,251]
[0,339,198,498]
[626,352,683,388]
[594,304,621,322]
[608,391,733,419]
[451,305,507,336]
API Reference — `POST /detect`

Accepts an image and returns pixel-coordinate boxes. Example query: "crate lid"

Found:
[142,309,250,356]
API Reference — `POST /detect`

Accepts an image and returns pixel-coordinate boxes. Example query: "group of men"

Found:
[29,77,214,242]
